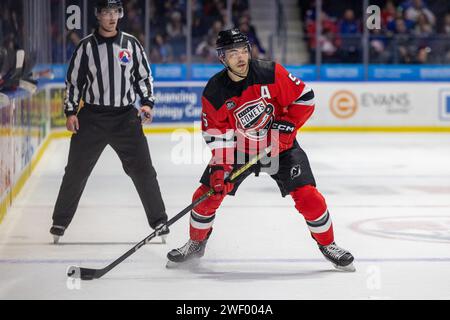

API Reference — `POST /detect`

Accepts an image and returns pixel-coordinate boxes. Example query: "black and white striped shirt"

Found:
[64,29,154,116]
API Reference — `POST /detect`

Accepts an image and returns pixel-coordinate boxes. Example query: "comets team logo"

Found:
[234,97,274,141]
[118,49,132,65]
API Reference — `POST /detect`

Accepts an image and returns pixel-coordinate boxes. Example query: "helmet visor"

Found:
[96,7,124,18]
[217,42,251,59]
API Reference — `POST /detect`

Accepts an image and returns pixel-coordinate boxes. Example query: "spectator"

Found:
[339,9,360,34]
[192,16,207,39]
[66,31,81,61]
[370,29,391,63]
[166,11,187,38]
[413,12,433,36]
[195,35,217,62]
[438,13,450,63]
[386,7,414,33]
[306,11,340,63]
[392,18,414,63]
[208,20,223,39]
[414,45,431,63]
[338,9,361,62]
[381,0,397,28]
[1,5,21,50]
[149,47,162,64]
[123,1,144,35]
[149,0,167,37]
[203,0,224,20]
[232,0,250,26]
[153,33,173,63]
[238,15,266,55]
[250,42,262,59]
[400,0,415,11]
[441,13,450,34]
[319,27,340,63]
[405,0,436,26]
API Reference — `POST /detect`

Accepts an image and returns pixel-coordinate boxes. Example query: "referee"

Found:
[50,0,169,243]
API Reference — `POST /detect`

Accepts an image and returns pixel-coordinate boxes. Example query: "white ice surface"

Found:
[0,132,449,300]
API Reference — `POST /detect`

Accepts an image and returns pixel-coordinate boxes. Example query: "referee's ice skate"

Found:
[49,225,65,244]
[155,223,170,244]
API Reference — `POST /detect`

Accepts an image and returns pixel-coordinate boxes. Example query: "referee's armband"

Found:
[65,110,78,117]
[140,98,155,109]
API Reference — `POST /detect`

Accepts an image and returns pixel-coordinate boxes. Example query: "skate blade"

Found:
[332,262,356,272]
[52,235,60,244]
[165,259,201,270]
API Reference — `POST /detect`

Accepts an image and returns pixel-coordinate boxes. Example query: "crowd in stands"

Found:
[1,1,40,93]
[9,0,450,72]
[300,0,450,64]
[50,0,263,64]
[0,1,23,92]
[146,0,265,63]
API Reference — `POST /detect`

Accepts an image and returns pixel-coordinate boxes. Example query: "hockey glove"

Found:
[209,165,234,197]
[270,120,297,157]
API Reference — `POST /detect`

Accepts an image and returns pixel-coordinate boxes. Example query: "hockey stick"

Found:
[67,146,271,280]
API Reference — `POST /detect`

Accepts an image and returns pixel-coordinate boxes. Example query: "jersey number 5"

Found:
[288,73,301,86]
[202,113,208,128]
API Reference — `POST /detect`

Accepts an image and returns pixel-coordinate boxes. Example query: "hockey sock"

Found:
[290,185,334,246]
[189,184,225,241]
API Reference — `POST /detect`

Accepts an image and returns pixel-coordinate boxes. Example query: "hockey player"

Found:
[167,29,355,272]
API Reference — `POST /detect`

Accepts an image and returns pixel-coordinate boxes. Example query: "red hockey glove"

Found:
[209,165,234,197]
[270,120,297,157]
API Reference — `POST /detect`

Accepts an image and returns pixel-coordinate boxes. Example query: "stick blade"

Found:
[67,265,100,280]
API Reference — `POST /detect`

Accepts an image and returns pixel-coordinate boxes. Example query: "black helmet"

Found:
[216,28,251,58]
[95,0,124,18]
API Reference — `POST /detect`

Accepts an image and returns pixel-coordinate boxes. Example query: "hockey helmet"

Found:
[95,0,124,19]
[216,28,251,60]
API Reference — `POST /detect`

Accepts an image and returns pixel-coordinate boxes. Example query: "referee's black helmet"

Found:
[95,0,124,18]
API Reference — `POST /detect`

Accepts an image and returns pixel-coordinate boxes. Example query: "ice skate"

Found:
[155,223,170,244]
[166,238,208,269]
[50,225,66,244]
[319,242,355,272]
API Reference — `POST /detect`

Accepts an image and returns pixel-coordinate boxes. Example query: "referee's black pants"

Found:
[52,105,167,229]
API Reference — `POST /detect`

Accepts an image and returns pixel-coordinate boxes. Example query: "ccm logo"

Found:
[272,122,295,133]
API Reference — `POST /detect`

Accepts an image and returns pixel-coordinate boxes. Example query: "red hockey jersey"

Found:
[201,59,315,162]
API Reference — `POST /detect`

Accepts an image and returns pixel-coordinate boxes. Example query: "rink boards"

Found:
[43,81,450,130]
